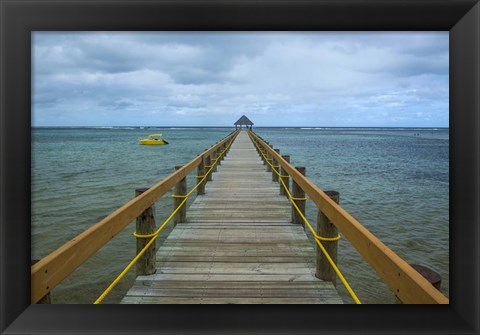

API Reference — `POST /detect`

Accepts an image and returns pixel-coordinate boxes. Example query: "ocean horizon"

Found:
[32,125,449,129]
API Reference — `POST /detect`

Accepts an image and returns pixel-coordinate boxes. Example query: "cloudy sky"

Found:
[32,32,448,127]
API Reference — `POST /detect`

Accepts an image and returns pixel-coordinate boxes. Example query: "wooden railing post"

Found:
[32,260,52,303]
[316,190,339,286]
[174,166,187,225]
[224,140,230,156]
[216,148,222,166]
[280,155,290,196]
[272,149,280,182]
[256,139,262,156]
[197,155,206,195]
[223,142,228,158]
[135,187,156,276]
[224,140,229,156]
[212,149,218,172]
[291,167,306,226]
[266,145,272,172]
[221,141,225,159]
[262,142,269,166]
[205,154,213,181]
[218,143,224,162]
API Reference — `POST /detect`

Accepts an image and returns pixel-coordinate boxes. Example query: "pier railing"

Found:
[248,129,449,304]
[31,129,240,304]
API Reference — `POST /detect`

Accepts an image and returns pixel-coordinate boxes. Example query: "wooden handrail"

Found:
[249,130,448,304]
[31,130,239,303]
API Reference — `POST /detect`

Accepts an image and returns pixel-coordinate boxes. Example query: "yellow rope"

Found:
[249,131,361,304]
[93,230,158,304]
[280,164,360,304]
[94,195,187,304]
[290,196,307,201]
[248,132,286,181]
[94,131,239,304]
[133,231,157,239]
[315,233,341,242]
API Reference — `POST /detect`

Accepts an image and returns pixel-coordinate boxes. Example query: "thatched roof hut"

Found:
[234,115,254,128]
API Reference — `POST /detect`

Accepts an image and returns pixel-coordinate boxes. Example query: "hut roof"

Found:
[234,115,254,126]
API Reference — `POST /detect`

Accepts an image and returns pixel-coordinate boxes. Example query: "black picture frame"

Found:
[1,0,479,334]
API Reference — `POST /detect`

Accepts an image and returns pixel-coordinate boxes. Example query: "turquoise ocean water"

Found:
[32,127,449,304]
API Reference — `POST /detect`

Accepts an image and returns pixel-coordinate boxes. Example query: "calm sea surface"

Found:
[32,127,449,304]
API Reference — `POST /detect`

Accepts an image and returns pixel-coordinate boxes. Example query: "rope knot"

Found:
[172,194,188,199]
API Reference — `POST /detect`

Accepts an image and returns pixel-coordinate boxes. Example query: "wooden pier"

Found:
[121,131,343,304]
[31,124,449,305]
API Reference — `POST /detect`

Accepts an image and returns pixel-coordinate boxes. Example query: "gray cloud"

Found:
[32,32,448,127]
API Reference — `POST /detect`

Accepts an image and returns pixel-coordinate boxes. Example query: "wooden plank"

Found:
[185,219,293,224]
[157,261,315,269]
[166,231,308,239]
[126,287,340,299]
[158,252,313,259]
[158,243,313,249]
[155,256,314,263]
[173,225,304,230]
[121,296,342,304]
[188,205,290,211]
[157,250,314,258]
[152,268,315,276]
[132,280,332,289]
[135,273,327,282]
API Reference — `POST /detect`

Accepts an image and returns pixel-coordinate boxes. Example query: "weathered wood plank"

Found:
[159,243,313,250]
[135,273,323,282]
[154,266,315,275]
[157,261,315,269]
[126,287,341,299]
[132,280,333,289]
[185,219,293,224]
[155,256,315,263]
[121,296,342,304]
[157,249,314,258]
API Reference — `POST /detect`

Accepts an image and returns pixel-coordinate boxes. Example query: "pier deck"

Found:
[121,131,343,304]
